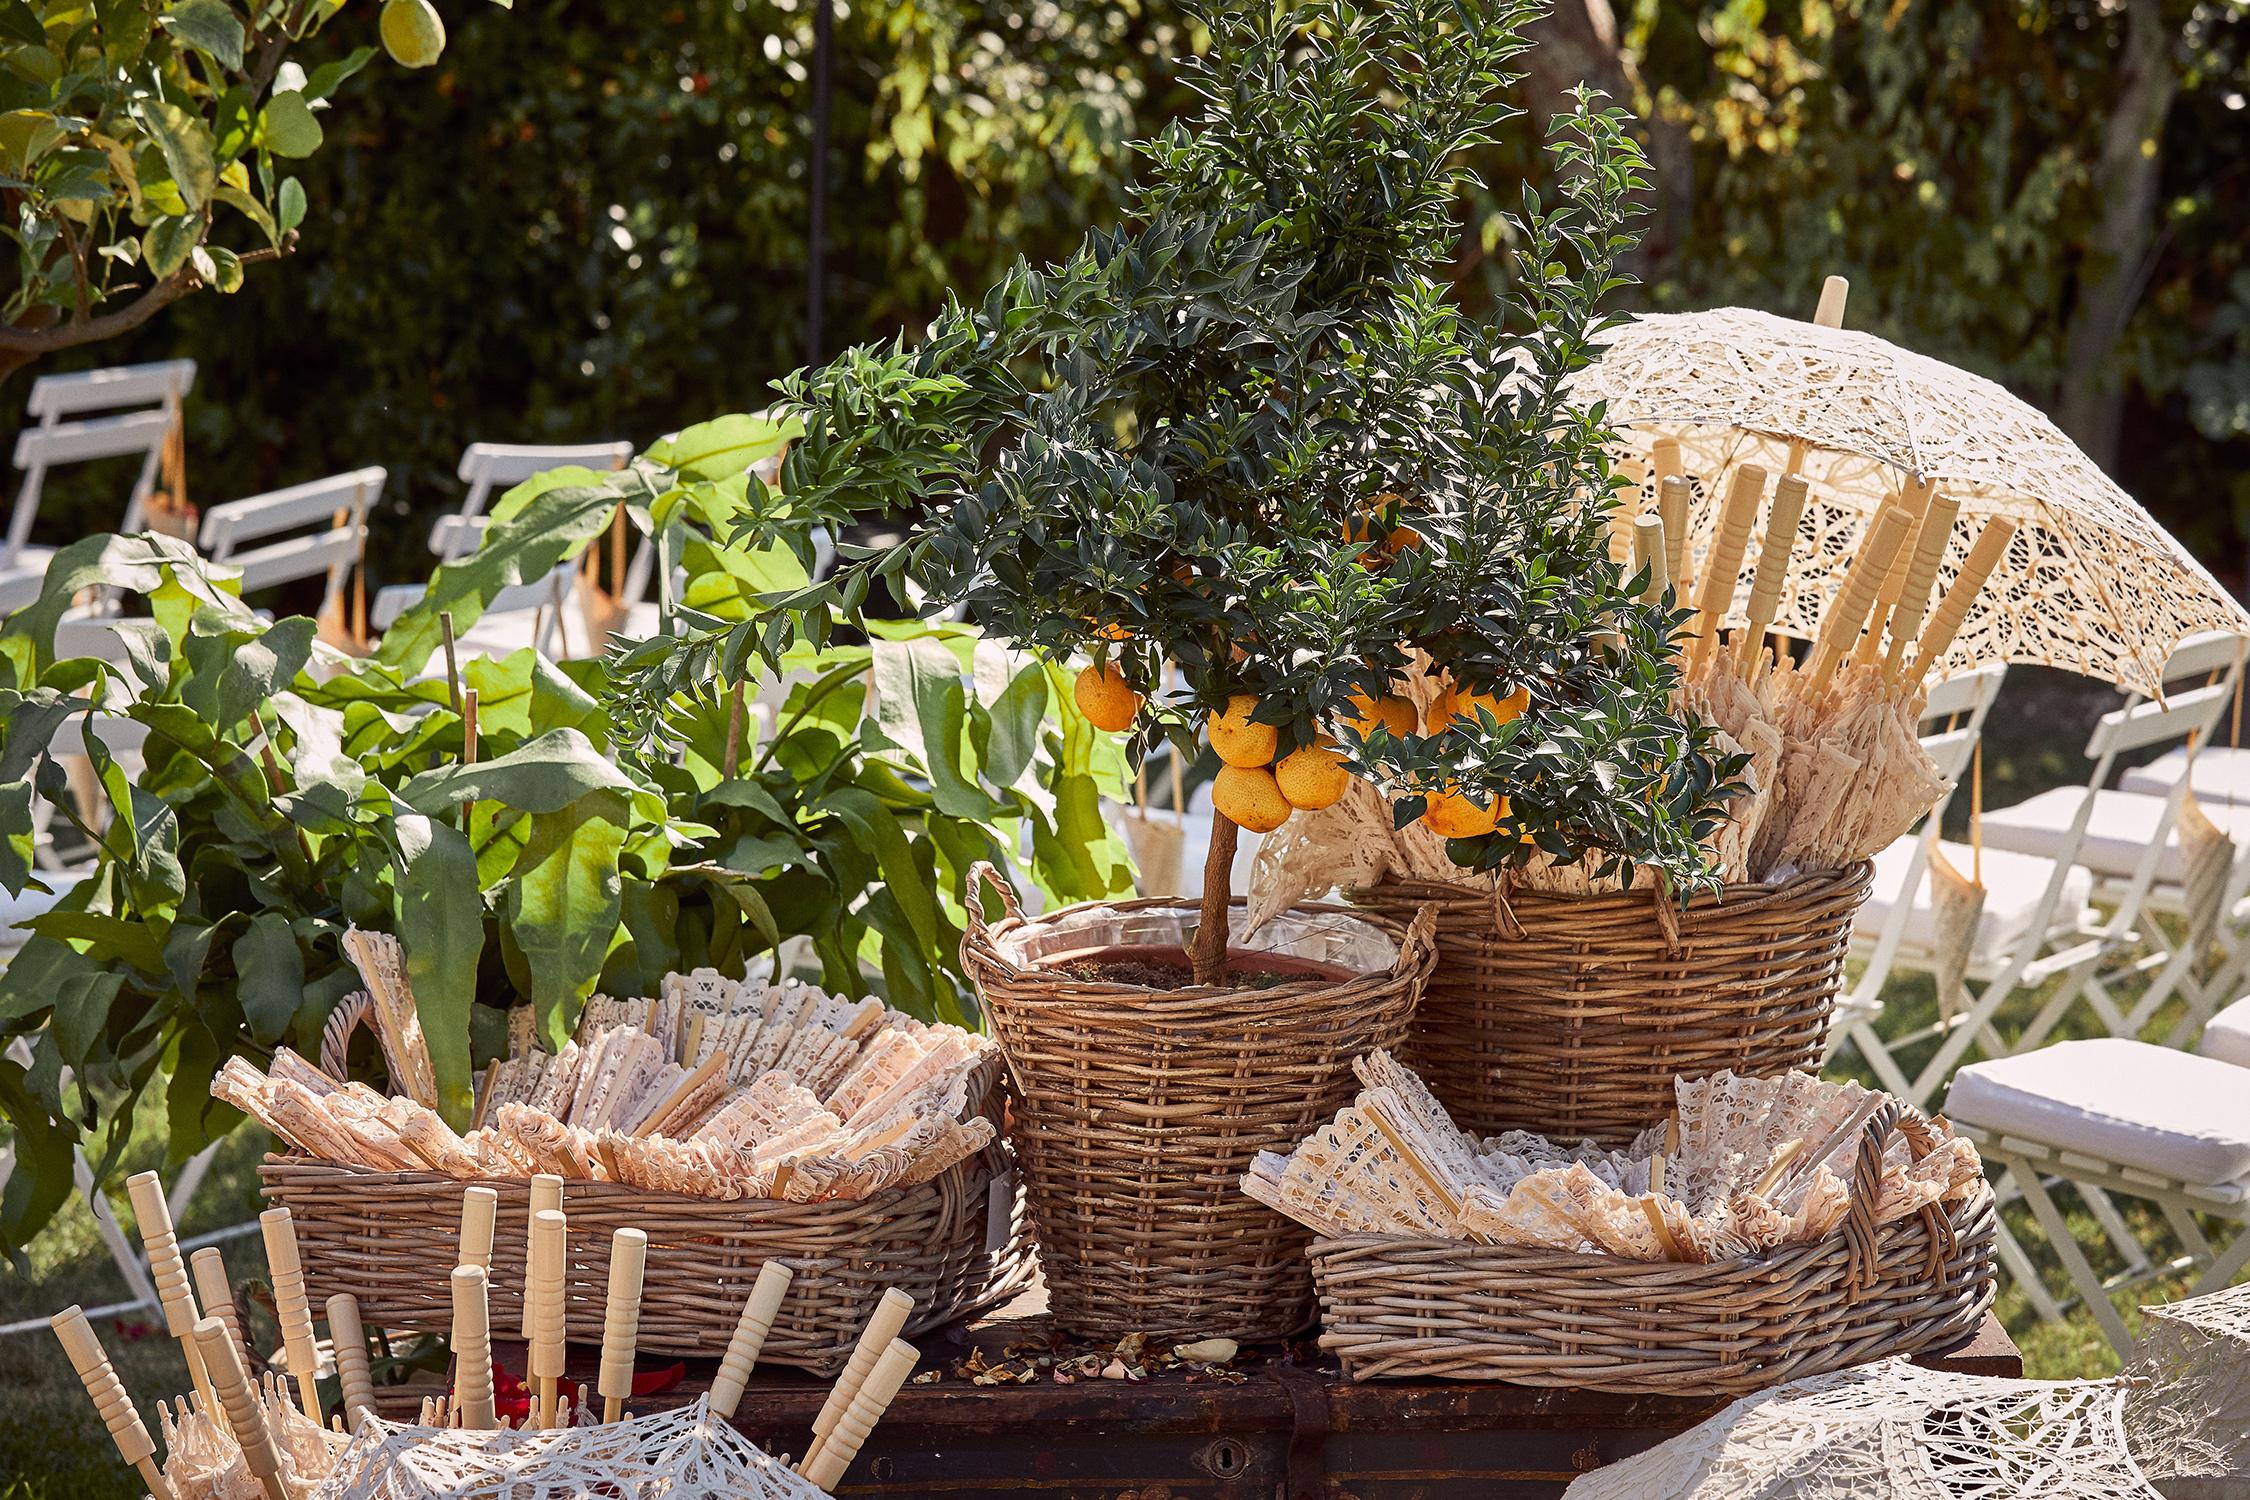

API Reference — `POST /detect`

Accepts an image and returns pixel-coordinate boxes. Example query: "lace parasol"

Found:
[309,1396,830,1499]
[1567,305,2250,695]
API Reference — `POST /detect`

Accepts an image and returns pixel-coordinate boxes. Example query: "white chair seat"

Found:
[1856,836,2094,970]
[2120,745,2250,803]
[1946,1038,2250,1187]
[0,882,66,956]
[1980,786,2250,884]
[2197,994,2250,1071]
[0,545,55,611]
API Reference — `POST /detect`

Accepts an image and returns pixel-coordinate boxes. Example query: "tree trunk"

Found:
[1518,0,1687,293]
[1190,811,1239,987]
[2056,0,2179,471]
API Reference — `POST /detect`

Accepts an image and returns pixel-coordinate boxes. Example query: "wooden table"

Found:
[470,1287,2020,1499]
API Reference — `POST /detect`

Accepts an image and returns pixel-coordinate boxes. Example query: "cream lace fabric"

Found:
[310,1396,828,1499]
[2121,1280,2250,1496]
[159,1373,344,1499]
[1568,306,2250,697]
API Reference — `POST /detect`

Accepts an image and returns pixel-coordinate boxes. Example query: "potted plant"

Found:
[677,0,1735,1339]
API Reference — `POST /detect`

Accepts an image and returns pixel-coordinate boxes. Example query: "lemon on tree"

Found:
[381,0,448,68]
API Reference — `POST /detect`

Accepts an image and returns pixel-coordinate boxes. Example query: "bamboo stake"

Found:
[450,1265,499,1431]
[460,686,480,824]
[598,1228,648,1422]
[1657,474,1691,597]
[529,1208,569,1430]
[186,1246,248,1380]
[1804,504,1915,698]
[1687,464,1767,674]
[709,1260,796,1421]
[125,1171,215,1416]
[1904,518,2018,692]
[459,1185,499,1272]
[802,1288,915,1469]
[522,1174,563,1343]
[721,677,747,780]
[1882,490,1962,679]
[193,1318,289,1500]
[326,1293,378,1432]
[1736,472,1810,672]
[1854,475,1935,666]
[438,611,463,714]
[51,1306,175,1500]
[259,1207,324,1424]
[1631,515,1669,605]
[802,1339,918,1491]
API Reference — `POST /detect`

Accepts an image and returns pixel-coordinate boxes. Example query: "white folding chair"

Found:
[1947,1029,2250,1354]
[0,360,196,610]
[371,440,631,663]
[200,467,382,621]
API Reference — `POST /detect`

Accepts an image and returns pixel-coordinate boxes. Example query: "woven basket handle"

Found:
[318,991,375,1083]
[1393,902,1439,977]
[1837,1101,1956,1294]
[962,862,1025,934]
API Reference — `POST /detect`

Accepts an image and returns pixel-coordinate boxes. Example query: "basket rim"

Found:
[1351,858,1873,919]
[1307,1179,1996,1279]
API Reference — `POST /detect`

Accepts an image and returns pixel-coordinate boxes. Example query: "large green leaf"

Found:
[181,613,315,732]
[3,533,251,670]
[646,413,802,482]
[0,1054,77,1253]
[259,90,322,157]
[394,813,482,1126]
[401,727,636,817]
[157,0,244,71]
[983,662,1048,789]
[822,784,940,955]
[506,789,628,1049]
[231,911,302,1044]
[130,98,215,211]
[461,648,601,739]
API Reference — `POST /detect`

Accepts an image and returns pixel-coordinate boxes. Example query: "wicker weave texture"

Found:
[1353,862,1871,1144]
[1311,1108,1997,1393]
[258,1143,1031,1375]
[963,870,1435,1342]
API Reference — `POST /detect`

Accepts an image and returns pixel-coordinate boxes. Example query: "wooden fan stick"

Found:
[259,1206,324,1423]
[450,1265,499,1431]
[598,1228,649,1422]
[1853,475,1935,666]
[529,1208,569,1430]
[1686,464,1767,673]
[51,1306,176,1500]
[522,1174,563,1342]
[803,1288,915,1468]
[1882,490,1961,679]
[802,1339,918,1491]
[326,1292,379,1431]
[188,1246,245,1369]
[125,1171,216,1416]
[1657,474,1691,599]
[459,1185,499,1272]
[1903,518,2017,692]
[1631,515,1668,606]
[193,1317,290,1500]
[631,1050,729,1139]
[1734,472,1810,672]
[1803,504,1915,698]
[709,1260,796,1421]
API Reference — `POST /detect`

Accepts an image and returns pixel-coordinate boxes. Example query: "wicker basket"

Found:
[1310,1101,1996,1393]
[962,863,1434,1342]
[258,1068,1032,1375]
[1352,862,1873,1144]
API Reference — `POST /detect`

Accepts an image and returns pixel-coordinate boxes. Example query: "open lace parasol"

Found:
[1563,1279,2250,1499]
[1568,303,2250,695]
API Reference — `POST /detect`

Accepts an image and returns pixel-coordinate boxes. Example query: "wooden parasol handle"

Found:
[803,1288,915,1468]
[1687,464,1767,673]
[1631,514,1668,606]
[326,1292,378,1431]
[529,1208,569,1429]
[188,1246,245,1370]
[1738,472,1810,669]
[1657,474,1691,599]
[459,1185,498,1273]
[450,1265,499,1431]
[802,1339,918,1491]
[521,1175,563,1343]
[126,1171,214,1414]
[259,1206,324,1423]
[1805,504,1915,697]
[194,1317,289,1500]
[1906,518,2016,690]
[710,1259,796,1421]
[598,1228,649,1421]
[52,1306,175,1500]
[1855,475,1935,666]
[1882,490,1961,679]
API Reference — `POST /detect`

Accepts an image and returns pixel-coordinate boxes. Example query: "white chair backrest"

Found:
[1916,664,2007,786]
[8,361,195,563]
[200,468,383,612]
[453,440,633,530]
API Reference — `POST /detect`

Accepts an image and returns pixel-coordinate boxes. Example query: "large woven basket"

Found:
[259,1069,1032,1375]
[962,863,1434,1342]
[1352,862,1872,1144]
[1310,1101,1996,1393]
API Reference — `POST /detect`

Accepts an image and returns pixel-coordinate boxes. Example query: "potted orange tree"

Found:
[664,0,1735,1340]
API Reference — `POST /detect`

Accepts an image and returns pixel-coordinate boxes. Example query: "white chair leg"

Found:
[2078,1181,2156,1278]
[2010,1157,2135,1354]
[2188,1227,2250,1296]
[1989,1201,2067,1325]
[72,1148,159,1313]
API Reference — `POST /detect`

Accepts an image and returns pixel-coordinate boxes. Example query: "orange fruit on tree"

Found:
[1207,694,1277,768]
[1428,680,1531,733]
[1344,491,1425,563]
[1343,688,1418,741]
[1274,739,1351,810]
[1091,621,1132,642]
[1212,764,1293,833]
[1074,661,1142,732]
[1420,786,1504,839]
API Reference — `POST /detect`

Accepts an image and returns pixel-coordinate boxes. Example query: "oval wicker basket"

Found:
[258,1068,1032,1375]
[1309,1101,1996,1393]
[962,863,1435,1342]
[1351,861,1873,1145]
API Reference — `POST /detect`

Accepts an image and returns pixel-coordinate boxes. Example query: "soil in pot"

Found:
[1046,943,1356,992]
